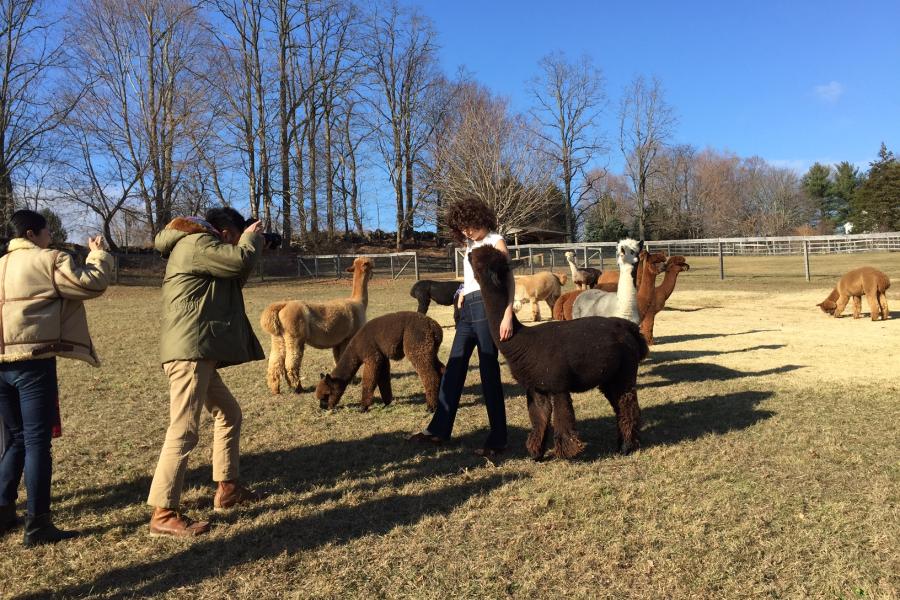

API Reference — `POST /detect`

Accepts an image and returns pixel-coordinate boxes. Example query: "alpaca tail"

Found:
[261,301,288,336]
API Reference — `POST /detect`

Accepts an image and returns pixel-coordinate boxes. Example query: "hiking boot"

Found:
[23,513,77,547]
[0,503,17,535]
[406,431,444,445]
[213,481,262,511]
[149,508,210,538]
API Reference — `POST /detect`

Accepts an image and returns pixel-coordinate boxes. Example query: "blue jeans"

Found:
[0,359,58,517]
[426,291,507,448]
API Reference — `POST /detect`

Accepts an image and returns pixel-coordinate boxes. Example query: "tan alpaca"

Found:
[513,272,568,321]
[261,257,374,394]
[817,266,891,321]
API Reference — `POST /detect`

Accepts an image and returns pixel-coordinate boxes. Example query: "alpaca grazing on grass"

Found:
[315,311,445,412]
[261,257,373,394]
[640,256,690,345]
[564,251,601,290]
[469,245,647,459]
[817,266,891,321]
[571,239,643,323]
[409,279,461,323]
[513,271,568,321]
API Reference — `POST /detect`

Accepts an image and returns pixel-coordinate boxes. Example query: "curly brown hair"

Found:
[442,197,498,244]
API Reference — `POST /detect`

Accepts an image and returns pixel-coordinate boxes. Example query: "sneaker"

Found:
[213,481,263,511]
[149,507,210,538]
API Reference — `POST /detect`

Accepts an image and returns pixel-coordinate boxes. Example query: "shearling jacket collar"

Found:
[6,238,39,252]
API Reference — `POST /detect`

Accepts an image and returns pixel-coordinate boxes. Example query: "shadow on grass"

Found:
[654,329,778,345]
[641,362,804,388]
[579,390,776,459]
[647,344,785,364]
[21,471,518,599]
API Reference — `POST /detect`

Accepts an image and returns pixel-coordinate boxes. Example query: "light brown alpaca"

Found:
[639,256,690,345]
[817,266,891,321]
[514,271,568,321]
[261,257,374,394]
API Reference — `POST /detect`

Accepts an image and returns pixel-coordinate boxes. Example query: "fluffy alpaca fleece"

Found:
[469,245,647,460]
[315,311,445,411]
[409,279,461,323]
[817,266,891,321]
[553,288,586,321]
[640,256,690,345]
[513,271,568,321]
[261,257,373,394]
[564,251,601,290]
[571,239,642,323]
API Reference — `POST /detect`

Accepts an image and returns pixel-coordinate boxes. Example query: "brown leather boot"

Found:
[149,508,210,538]
[214,481,262,511]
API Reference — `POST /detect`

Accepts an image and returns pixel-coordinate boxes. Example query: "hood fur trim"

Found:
[165,217,220,237]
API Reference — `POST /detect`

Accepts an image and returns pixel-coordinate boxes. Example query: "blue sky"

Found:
[422,0,900,174]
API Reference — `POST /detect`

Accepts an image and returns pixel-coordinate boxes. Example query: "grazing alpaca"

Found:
[261,257,373,394]
[817,266,891,321]
[469,245,647,459]
[315,312,445,412]
[564,251,601,290]
[571,239,643,323]
[640,256,690,345]
[553,288,586,321]
[513,271,568,321]
[409,279,461,323]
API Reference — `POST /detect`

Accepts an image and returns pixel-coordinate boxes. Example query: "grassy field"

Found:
[2,252,899,599]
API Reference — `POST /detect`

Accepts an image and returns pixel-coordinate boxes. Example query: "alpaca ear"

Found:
[345,265,355,273]
[638,240,645,251]
[319,372,327,380]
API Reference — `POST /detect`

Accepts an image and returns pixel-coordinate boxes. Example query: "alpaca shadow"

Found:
[641,362,804,388]
[646,344,785,364]
[577,390,775,459]
[654,329,778,344]
[26,468,520,599]
[662,305,722,312]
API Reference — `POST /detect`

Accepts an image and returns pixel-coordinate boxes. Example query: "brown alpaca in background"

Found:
[640,256,690,344]
[513,271,568,321]
[553,288,586,320]
[315,312,445,412]
[261,257,374,394]
[817,266,891,321]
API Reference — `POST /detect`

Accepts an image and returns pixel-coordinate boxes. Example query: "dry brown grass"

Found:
[2,253,899,599]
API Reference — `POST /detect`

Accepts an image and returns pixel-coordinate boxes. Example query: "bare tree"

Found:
[0,0,77,233]
[432,81,554,235]
[619,75,676,240]
[528,52,607,242]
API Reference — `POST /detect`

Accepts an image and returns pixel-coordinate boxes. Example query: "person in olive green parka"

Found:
[146,207,265,538]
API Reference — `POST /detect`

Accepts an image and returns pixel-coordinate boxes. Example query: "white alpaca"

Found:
[571,239,642,322]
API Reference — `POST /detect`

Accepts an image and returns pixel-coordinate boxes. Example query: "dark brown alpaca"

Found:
[639,256,690,345]
[469,245,648,459]
[817,266,891,321]
[315,312,445,412]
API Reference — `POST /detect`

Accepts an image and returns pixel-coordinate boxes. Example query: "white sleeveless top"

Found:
[462,232,504,295]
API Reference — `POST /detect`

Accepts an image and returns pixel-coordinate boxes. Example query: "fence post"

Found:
[550,250,555,271]
[112,254,120,285]
[718,241,725,280]
[314,256,319,279]
[583,244,588,268]
[529,247,534,275]
[390,254,395,279]
[414,252,419,280]
[803,240,810,282]
[334,256,340,279]
[258,255,264,282]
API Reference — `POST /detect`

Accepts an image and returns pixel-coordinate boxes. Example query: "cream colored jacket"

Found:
[0,238,113,366]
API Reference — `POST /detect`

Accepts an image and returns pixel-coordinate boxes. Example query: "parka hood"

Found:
[155,217,221,258]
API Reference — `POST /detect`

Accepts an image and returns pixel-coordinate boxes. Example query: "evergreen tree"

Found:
[829,161,860,224]
[852,143,900,232]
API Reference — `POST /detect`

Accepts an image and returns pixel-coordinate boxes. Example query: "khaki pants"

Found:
[147,360,242,509]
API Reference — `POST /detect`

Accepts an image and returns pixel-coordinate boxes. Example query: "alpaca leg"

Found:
[359,360,379,412]
[525,390,552,460]
[410,354,441,412]
[376,360,393,406]
[863,287,881,321]
[878,291,890,319]
[640,312,657,345]
[531,295,541,322]
[851,296,862,319]
[332,341,347,365]
[550,392,586,459]
[607,386,641,455]
[266,335,286,394]
[546,294,559,320]
[416,296,430,314]
[833,294,849,318]
[283,334,305,392]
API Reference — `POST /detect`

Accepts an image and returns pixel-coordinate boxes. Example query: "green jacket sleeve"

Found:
[194,232,262,282]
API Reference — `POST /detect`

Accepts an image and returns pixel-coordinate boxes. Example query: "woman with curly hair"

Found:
[408,197,515,456]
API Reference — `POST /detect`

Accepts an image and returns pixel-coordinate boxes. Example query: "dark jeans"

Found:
[0,358,58,517]
[426,291,507,448]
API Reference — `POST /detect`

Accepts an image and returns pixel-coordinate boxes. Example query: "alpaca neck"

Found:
[350,271,370,306]
[636,257,658,316]
[653,268,682,310]
[478,277,524,346]
[614,261,637,320]
[332,348,363,382]
[566,256,578,280]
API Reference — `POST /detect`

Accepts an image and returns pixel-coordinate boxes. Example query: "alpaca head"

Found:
[347,257,374,278]
[316,373,349,409]
[616,238,642,268]
[469,245,510,292]
[564,251,576,262]
[664,256,690,273]
[817,300,837,315]
[645,251,668,275]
